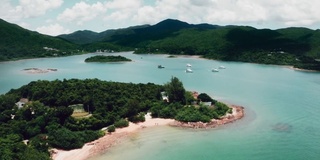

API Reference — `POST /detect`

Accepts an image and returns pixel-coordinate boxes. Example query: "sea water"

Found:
[1,52,320,160]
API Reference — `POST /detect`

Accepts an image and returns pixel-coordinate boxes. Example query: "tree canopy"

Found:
[164,77,186,104]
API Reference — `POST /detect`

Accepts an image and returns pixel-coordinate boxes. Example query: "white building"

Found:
[15,98,29,109]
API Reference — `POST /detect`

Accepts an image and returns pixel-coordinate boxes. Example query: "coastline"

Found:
[52,105,244,160]
[51,117,175,160]
[170,105,244,129]
[284,65,319,72]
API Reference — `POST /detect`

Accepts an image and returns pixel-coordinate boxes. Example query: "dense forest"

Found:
[0,77,229,159]
[85,55,132,62]
[0,19,128,62]
[0,19,83,61]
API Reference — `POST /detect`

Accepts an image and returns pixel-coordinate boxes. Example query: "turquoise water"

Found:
[1,52,320,160]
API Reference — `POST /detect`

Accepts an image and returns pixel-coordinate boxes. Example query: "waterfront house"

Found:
[161,91,169,102]
[15,98,29,109]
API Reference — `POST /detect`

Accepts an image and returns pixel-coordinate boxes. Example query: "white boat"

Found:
[186,68,193,73]
[212,68,219,72]
[219,66,226,69]
[186,64,192,67]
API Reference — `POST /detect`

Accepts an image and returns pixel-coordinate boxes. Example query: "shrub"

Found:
[128,113,145,123]
[114,119,129,128]
[107,125,115,133]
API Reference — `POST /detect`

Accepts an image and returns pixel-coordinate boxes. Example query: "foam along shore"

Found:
[52,105,244,160]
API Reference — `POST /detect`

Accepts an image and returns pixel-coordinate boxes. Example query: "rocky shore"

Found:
[170,105,244,129]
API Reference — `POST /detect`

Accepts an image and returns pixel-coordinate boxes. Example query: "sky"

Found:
[1,0,320,36]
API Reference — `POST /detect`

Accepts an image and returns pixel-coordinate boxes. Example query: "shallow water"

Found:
[1,52,320,160]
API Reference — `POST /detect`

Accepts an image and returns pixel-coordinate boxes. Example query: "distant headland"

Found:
[84,55,132,63]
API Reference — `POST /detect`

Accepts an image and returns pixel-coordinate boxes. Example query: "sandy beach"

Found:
[52,105,244,160]
[51,114,175,160]
[284,65,319,72]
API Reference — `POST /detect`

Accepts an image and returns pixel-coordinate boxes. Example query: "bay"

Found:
[1,52,320,160]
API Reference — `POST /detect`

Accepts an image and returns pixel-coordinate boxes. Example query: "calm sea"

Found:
[1,52,320,160]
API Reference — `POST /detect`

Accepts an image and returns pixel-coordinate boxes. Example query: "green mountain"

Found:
[97,19,320,70]
[1,18,319,70]
[58,30,100,45]
[0,19,80,61]
[58,25,150,45]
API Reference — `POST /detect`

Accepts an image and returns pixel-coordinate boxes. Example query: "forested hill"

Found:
[1,18,320,70]
[59,19,320,70]
[58,24,151,45]
[0,19,80,61]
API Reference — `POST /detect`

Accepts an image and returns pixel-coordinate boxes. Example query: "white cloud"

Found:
[131,0,320,28]
[262,0,320,27]
[58,1,106,25]
[105,0,142,9]
[18,22,31,29]
[133,6,160,24]
[36,23,70,36]
[11,0,63,19]
[102,0,143,28]
[2,0,320,34]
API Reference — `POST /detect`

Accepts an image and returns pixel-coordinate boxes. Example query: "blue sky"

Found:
[1,0,320,36]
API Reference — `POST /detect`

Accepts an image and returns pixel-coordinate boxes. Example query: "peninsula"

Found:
[52,105,244,160]
[0,77,244,160]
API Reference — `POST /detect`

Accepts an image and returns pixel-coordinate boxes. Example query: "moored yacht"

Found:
[186,68,193,73]
[212,68,219,72]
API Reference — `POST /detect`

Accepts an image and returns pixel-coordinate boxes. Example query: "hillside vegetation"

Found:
[60,19,320,70]
[1,18,320,70]
[0,19,81,61]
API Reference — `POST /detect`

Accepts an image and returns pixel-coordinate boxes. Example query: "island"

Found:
[0,77,244,160]
[84,55,132,62]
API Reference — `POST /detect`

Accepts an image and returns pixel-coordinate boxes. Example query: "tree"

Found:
[55,107,73,125]
[185,91,196,105]
[114,119,129,128]
[164,77,186,104]
[197,93,217,104]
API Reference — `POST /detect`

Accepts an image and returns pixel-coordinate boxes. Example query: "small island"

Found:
[84,55,132,62]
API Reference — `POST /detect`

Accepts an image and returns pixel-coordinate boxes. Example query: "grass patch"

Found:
[71,112,91,119]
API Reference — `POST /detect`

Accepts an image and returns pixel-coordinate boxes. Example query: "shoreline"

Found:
[283,65,319,72]
[52,105,244,160]
[170,105,244,129]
